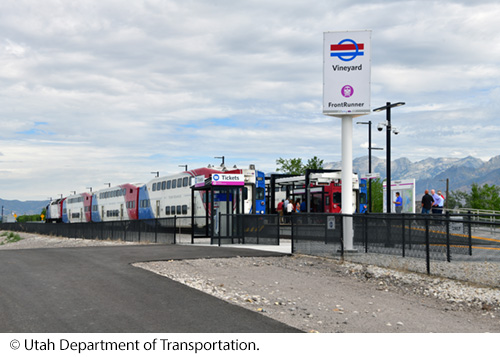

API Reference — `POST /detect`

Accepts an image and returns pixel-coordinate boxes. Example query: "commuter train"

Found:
[46,165,266,224]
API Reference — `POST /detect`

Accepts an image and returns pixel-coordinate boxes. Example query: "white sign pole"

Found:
[341,115,354,250]
[323,30,371,252]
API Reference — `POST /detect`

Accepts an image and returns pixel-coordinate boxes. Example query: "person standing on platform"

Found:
[393,192,403,214]
[431,189,444,214]
[421,190,434,214]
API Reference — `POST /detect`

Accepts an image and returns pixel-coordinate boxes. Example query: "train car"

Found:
[62,192,92,223]
[322,174,359,213]
[46,198,65,223]
[138,166,223,220]
[91,183,141,222]
[269,172,359,213]
[224,166,266,214]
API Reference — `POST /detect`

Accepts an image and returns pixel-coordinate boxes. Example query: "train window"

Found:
[182,205,188,215]
[177,178,182,187]
[360,193,367,204]
[130,188,134,194]
[243,187,248,200]
[183,177,188,187]
[256,187,265,200]
[171,206,175,215]
[152,183,157,191]
[176,205,182,215]
[165,206,170,215]
[333,192,341,204]
[162,181,166,190]
[172,179,177,189]
[167,180,171,189]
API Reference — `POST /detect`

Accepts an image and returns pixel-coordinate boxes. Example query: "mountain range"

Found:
[325,155,500,195]
[1,198,49,218]
[1,155,499,216]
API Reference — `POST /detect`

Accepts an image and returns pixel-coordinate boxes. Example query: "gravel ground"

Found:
[3,231,500,332]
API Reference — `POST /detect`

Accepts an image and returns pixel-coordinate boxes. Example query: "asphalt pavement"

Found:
[0,244,299,333]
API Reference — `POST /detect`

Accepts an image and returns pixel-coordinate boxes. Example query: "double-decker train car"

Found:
[138,167,221,220]
[91,183,141,222]
[62,192,92,223]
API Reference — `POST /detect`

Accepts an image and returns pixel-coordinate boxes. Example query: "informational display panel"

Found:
[383,179,416,213]
[323,30,371,117]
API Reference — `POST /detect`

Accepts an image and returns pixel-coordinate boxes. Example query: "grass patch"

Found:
[0,232,23,245]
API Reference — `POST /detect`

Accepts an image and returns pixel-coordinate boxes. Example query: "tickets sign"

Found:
[323,30,371,117]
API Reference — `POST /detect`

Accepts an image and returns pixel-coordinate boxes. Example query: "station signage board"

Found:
[323,30,371,117]
[211,174,245,186]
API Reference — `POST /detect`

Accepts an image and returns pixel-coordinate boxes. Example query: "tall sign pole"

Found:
[323,30,371,251]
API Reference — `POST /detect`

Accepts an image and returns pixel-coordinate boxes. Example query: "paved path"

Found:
[0,245,299,333]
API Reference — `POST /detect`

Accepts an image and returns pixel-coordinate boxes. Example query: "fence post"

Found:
[340,215,344,258]
[446,212,451,262]
[364,213,368,253]
[467,212,473,256]
[402,215,405,258]
[425,217,430,275]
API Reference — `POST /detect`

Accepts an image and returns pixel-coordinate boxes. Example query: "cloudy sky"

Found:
[1,0,499,200]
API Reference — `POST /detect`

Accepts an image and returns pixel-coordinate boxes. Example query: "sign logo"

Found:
[213,174,220,181]
[330,39,364,62]
[341,85,354,98]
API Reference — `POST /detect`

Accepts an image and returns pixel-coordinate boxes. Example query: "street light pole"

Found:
[357,121,383,212]
[373,102,405,214]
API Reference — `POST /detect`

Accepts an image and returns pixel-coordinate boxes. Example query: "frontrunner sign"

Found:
[323,30,371,117]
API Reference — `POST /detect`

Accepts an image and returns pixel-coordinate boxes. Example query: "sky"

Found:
[1,0,499,200]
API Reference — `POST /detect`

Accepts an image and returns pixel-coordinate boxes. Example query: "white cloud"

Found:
[0,0,499,200]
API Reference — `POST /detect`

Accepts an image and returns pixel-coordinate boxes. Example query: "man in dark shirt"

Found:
[421,190,434,214]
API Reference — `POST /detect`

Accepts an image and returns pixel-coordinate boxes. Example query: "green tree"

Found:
[369,178,384,212]
[276,156,324,175]
[276,157,304,175]
[305,156,324,171]
[447,190,468,209]
[469,183,500,210]
[449,183,500,211]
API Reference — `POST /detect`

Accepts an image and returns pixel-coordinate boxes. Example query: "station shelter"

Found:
[191,173,246,245]
[266,169,349,214]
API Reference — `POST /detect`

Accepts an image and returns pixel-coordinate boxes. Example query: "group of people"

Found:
[277,198,306,222]
[421,189,445,214]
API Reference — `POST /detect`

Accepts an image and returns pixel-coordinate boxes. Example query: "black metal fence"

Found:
[1,218,178,244]
[2,213,499,275]
[290,212,500,274]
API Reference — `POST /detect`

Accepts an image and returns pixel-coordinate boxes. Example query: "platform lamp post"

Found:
[179,165,188,172]
[151,171,159,178]
[104,183,111,188]
[214,156,225,167]
[373,102,405,213]
[356,121,384,212]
